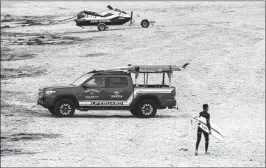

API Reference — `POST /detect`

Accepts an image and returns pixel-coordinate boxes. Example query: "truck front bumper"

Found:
[37,96,54,109]
[160,99,177,109]
[37,98,49,108]
[166,99,177,109]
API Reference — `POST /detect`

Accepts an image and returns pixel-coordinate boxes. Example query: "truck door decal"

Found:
[84,89,100,99]
[111,91,123,99]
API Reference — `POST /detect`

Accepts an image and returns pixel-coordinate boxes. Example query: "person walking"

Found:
[195,104,211,156]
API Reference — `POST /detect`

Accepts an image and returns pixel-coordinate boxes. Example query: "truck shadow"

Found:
[71,114,176,119]
[72,114,134,118]
[37,112,177,119]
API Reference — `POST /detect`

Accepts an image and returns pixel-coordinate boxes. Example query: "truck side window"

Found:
[106,77,128,88]
[85,77,105,88]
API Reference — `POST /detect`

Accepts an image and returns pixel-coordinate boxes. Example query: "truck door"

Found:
[82,76,107,101]
[104,76,133,105]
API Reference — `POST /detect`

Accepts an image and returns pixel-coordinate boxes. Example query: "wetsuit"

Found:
[195,111,211,152]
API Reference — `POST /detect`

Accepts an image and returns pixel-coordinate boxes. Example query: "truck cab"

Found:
[37,63,188,118]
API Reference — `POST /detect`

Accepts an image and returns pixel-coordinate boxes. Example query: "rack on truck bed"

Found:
[90,63,189,87]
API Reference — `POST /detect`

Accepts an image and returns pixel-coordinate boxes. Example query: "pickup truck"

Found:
[37,64,188,118]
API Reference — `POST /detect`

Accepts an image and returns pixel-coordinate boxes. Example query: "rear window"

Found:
[106,77,128,88]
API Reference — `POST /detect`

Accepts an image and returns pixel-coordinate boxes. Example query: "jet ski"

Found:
[74,5,154,31]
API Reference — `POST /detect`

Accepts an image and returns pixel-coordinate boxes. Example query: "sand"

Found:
[1,1,265,167]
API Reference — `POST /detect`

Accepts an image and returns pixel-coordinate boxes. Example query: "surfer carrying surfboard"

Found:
[195,104,211,156]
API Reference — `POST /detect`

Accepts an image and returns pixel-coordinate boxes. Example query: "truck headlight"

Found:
[44,90,56,95]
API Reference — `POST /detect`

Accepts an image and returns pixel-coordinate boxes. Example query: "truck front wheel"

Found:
[137,100,157,118]
[54,99,75,117]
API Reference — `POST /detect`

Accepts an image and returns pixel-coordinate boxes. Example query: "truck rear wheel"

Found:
[54,99,75,117]
[137,99,157,118]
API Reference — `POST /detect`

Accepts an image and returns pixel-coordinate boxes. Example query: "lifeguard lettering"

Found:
[91,102,123,106]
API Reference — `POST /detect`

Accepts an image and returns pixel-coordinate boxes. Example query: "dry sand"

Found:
[1,1,265,167]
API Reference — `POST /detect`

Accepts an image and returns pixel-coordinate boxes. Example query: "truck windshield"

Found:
[71,74,93,86]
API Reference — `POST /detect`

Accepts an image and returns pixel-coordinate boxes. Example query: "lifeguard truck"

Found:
[37,63,189,118]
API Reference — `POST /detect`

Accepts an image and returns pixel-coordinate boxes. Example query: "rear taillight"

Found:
[171,88,176,97]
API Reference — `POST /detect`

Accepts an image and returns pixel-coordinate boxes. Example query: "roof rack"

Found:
[102,63,189,73]
[89,63,189,74]
[88,70,129,75]
[87,63,189,87]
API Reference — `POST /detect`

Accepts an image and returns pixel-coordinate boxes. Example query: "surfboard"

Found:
[191,116,224,140]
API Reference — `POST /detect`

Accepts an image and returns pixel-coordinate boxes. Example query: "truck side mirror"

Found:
[83,83,90,88]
